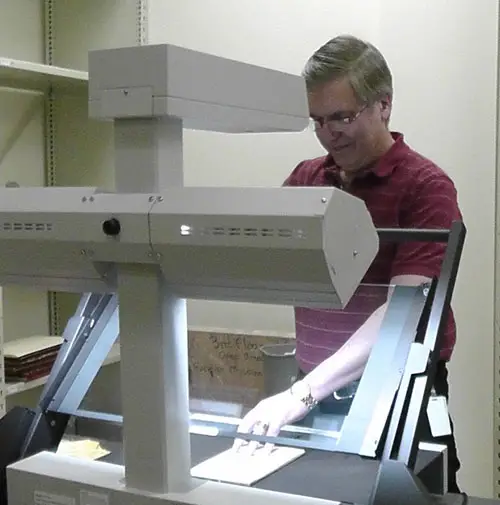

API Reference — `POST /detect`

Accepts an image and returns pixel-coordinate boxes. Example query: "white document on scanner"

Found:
[191,446,305,486]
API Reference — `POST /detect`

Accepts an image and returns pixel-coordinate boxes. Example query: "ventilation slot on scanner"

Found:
[197,226,304,239]
[2,222,53,232]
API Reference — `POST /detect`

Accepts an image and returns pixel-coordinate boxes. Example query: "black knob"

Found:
[102,218,121,236]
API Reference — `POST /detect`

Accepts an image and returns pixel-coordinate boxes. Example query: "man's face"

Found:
[308,77,391,173]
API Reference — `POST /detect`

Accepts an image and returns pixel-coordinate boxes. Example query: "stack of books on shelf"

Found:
[4,335,63,383]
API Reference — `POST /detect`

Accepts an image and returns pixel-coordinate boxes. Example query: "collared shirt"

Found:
[284,132,462,372]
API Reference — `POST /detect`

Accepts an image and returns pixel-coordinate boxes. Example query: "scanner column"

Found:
[113,115,191,494]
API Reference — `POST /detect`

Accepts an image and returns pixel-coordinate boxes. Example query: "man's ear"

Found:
[380,96,392,121]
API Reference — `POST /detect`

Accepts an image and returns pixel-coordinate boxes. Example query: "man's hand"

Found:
[233,389,310,454]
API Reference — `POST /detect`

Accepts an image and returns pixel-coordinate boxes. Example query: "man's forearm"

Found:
[303,302,388,402]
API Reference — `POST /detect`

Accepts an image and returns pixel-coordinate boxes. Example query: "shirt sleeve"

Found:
[390,172,462,279]
[282,161,306,186]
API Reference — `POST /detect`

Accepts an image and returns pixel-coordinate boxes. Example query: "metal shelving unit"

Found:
[0,0,148,415]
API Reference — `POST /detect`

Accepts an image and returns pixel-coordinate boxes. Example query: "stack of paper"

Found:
[4,335,63,382]
[191,446,305,486]
[57,438,110,461]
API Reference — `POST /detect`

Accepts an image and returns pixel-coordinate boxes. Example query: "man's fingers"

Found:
[263,420,281,453]
[232,437,246,452]
[233,414,259,452]
[247,421,269,455]
[266,420,282,438]
[233,419,273,454]
[233,428,253,452]
[237,411,259,435]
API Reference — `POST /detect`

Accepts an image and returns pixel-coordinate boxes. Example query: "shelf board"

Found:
[6,374,47,396]
[0,57,88,93]
[5,343,120,397]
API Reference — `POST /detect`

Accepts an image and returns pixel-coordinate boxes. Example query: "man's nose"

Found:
[326,127,344,140]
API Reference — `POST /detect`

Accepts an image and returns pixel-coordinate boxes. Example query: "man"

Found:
[236,34,462,493]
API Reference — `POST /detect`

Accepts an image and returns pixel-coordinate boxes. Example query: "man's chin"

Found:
[330,152,358,171]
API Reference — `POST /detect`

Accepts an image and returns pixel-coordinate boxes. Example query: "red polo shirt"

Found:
[284,132,462,372]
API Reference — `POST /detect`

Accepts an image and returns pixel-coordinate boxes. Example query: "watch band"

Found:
[290,380,318,410]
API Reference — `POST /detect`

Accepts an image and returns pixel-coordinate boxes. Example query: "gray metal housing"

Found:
[0,185,378,309]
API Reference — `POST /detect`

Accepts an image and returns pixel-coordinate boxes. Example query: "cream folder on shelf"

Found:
[191,446,305,486]
[4,335,63,358]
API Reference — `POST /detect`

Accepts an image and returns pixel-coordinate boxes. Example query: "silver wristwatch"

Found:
[290,380,318,410]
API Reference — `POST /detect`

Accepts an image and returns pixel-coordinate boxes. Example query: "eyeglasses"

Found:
[309,104,368,132]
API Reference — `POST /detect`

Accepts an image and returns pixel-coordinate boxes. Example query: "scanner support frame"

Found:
[0,221,466,505]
